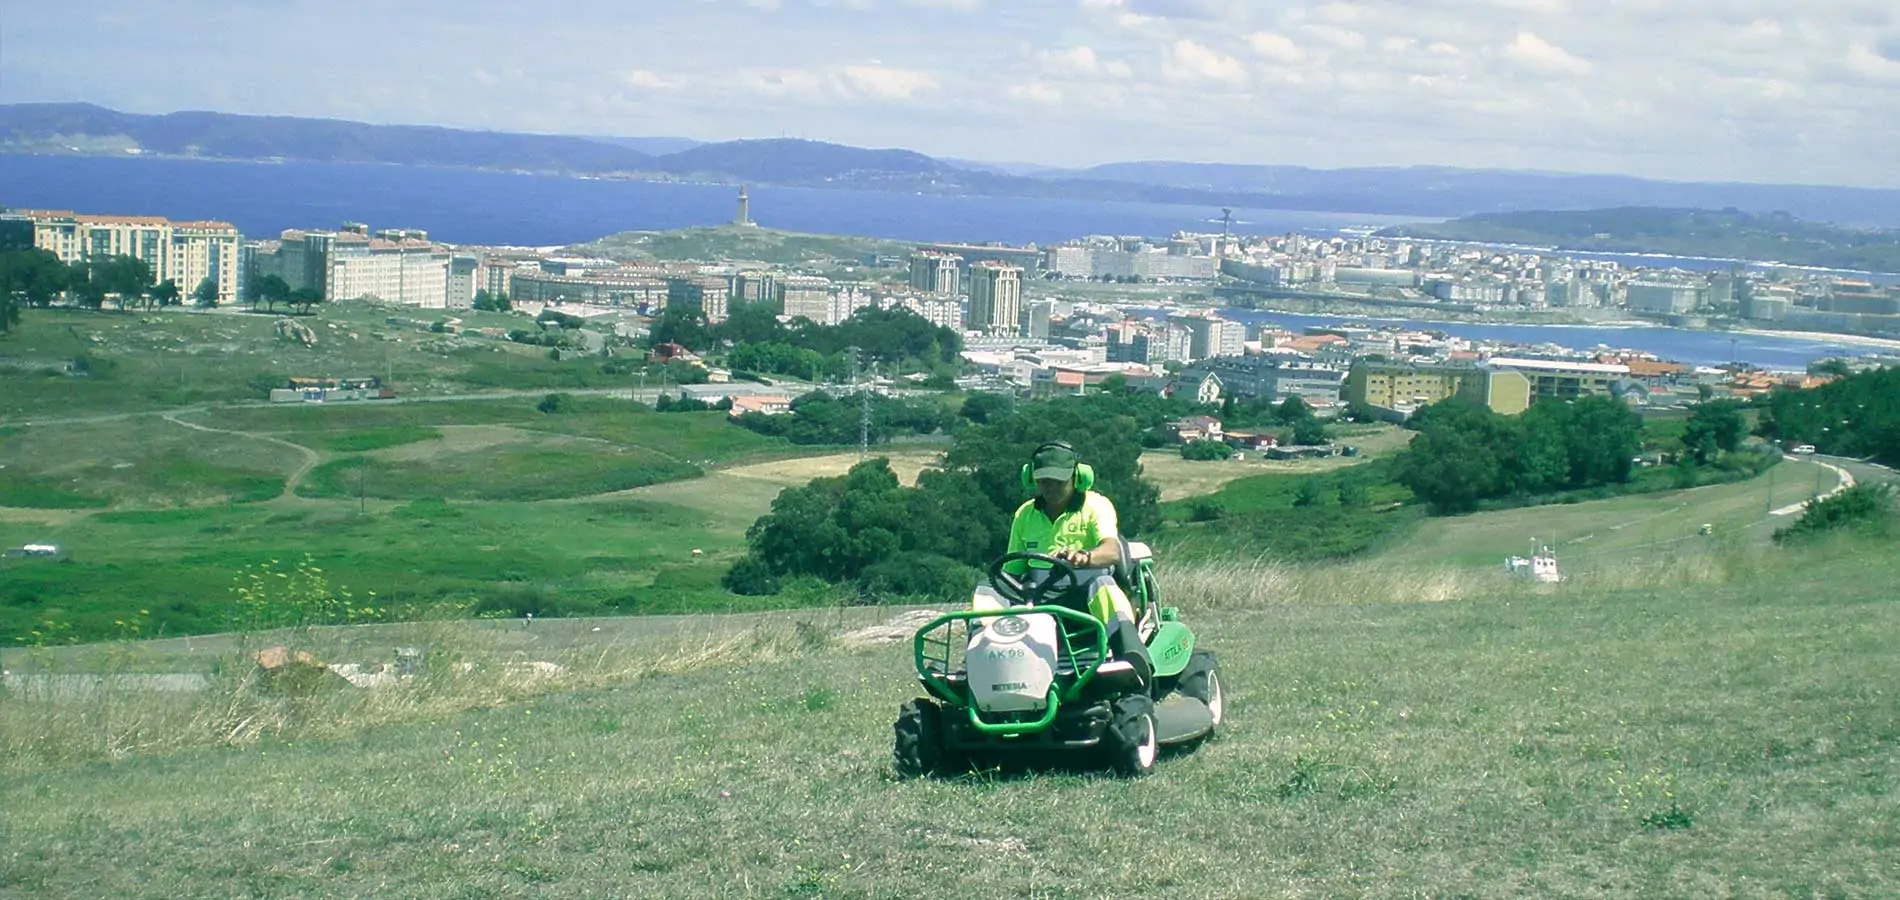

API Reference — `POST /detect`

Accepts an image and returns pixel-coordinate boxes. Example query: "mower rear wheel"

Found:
[1106,694,1158,777]
[893,698,953,778]
[1177,651,1224,731]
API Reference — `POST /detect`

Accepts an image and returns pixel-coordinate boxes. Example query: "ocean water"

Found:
[1215,308,1890,370]
[0,154,1424,247]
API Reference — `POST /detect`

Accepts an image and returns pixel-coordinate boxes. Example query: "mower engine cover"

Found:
[966,613,1060,712]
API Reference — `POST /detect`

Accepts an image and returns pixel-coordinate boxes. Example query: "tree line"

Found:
[1755,366,1900,466]
[651,303,963,382]
[723,397,1161,600]
[1,248,223,330]
[1392,396,1647,514]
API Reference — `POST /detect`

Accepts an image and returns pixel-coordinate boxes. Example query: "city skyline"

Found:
[3,1,1899,189]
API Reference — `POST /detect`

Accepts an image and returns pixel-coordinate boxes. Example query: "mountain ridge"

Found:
[9,103,1900,227]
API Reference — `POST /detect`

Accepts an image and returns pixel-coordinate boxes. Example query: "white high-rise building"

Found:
[968,261,1023,335]
[326,232,452,308]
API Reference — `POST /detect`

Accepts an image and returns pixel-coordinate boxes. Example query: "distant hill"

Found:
[1380,207,1900,272]
[11,103,1900,228]
[0,103,653,173]
[1070,162,1900,230]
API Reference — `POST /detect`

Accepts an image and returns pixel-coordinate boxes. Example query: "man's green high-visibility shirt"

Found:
[1005,491,1119,573]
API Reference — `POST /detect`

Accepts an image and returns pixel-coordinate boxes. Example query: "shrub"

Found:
[537,392,572,414]
[1187,497,1226,522]
[1773,484,1895,544]
[858,552,978,603]
[722,556,782,596]
[1181,439,1233,461]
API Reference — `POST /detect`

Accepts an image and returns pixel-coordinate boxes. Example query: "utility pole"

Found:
[860,361,874,461]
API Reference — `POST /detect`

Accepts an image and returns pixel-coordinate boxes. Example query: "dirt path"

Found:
[162,413,322,502]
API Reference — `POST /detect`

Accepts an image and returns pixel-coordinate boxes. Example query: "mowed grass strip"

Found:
[1,537,1894,897]
[1,418,303,508]
[297,443,700,503]
[290,424,443,453]
[0,485,802,643]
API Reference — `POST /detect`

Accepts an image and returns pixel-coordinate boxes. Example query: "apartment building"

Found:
[908,251,962,296]
[966,261,1023,336]
[23,209,242,304]
[780,275,834,322]
[325,232,452,308]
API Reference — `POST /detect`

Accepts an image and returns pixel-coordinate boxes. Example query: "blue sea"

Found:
[2,154,1891,369]
[0,155,1421,247]
[1213,309,1891,371]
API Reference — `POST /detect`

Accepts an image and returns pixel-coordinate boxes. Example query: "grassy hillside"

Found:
[1,531,1894,897]
[0,394,826,642]
[0,302,644,420]
[569,226,910,267]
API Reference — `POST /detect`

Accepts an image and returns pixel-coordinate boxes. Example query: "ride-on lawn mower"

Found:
[894,541,1223,777]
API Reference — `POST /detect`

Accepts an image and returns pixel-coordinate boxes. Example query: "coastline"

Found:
[1729,327,1900,353]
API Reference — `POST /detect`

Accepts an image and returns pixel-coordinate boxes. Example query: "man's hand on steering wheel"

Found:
[1052,547,1092,568]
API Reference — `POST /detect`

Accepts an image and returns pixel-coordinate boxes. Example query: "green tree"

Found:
[151,279,182,308]
[1808,359,1852,379]
[651,304,710,350]
[1682,399,1747,464]
[1292,478,1325,507]
[1291,417,1329,446]
[1276,395,1311,424]
[66,260,105,310]
[252,274,291,312]
[1180,439,1233,460]
[0,248,70,314]
[716,300,786,346]
[192,276,219,307]
[959,391,1014,425]
[472,289,513,312]
[288,287,324,315]
[91,255,154,309]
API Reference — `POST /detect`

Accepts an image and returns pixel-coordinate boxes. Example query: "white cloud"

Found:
[1079,0,1123,7]
[1503,31,1592,76]
[840,65,941,99]
[907,0,983,9]
[1846,42,1900,80]
[1008,82,1065,105]
[1164,39,1248,85]
[1304,25,1367,51]
[1247,32,1303,63]
[1041,45,1102,74]
[622,69,680,90]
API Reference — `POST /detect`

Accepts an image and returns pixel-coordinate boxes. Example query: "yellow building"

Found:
[24,209,242,305]
[1346,358,1622,417]
[1482,357,1629,408]
[1457,369,1532,415]
[1344,361,1474,410]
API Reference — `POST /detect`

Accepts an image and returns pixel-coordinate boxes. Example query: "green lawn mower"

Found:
[894,540,1223,777]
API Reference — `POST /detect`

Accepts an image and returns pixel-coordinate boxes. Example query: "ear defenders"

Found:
[1019,441,1096,492]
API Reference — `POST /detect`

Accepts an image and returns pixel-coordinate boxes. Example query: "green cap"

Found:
[1031,444,1079,481]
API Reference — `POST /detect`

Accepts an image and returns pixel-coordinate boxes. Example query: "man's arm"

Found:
[1057,494,1121,569]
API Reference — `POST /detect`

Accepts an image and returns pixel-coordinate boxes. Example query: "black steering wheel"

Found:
[987,552,1084,607]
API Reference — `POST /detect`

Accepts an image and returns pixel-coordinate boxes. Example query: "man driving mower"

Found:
[972,441,1152,673]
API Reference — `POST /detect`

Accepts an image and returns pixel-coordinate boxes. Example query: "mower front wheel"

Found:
[894,698,956,778]
[1106,694,1158,777]
[1177,650,1224,732]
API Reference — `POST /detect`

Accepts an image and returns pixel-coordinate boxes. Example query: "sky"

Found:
[4,0,1900,188]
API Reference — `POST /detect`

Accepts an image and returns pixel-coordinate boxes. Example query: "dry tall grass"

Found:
[1159,536,1767,611]
[0,619,820,775]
